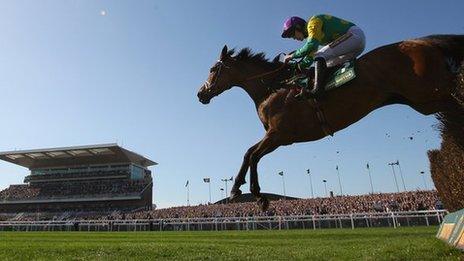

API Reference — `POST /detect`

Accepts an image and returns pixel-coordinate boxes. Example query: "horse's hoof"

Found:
[257,197,270,212]
[229,189,242,202]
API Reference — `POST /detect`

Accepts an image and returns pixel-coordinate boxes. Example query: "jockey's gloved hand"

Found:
[283,54,293,64]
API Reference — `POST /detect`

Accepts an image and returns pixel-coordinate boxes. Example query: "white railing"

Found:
[0,210,447,232]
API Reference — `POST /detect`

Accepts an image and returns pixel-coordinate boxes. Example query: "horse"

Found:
[197,35,464,211]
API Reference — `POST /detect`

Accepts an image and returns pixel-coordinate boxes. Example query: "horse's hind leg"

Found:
[230,142,260,201]
[249,133,280,211]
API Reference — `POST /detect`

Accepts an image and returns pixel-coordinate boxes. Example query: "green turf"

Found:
[0,227,461,260]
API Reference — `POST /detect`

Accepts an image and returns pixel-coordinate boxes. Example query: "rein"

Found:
[245,52,306,82]
[244,64,287,81]
[245,52,294,81]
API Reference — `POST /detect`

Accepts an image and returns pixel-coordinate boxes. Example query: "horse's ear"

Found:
[220,45,228,59]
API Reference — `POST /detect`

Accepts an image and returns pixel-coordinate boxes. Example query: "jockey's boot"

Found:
[294,70,312,100]
[309,58,327,96]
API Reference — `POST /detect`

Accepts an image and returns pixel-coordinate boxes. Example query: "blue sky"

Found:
[0,1,462,208]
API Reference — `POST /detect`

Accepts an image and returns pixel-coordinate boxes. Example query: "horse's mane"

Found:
[227,48,281,69]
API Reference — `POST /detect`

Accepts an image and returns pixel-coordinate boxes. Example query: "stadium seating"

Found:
[0,179,150,202]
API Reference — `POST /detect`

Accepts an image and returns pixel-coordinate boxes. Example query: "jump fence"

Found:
[0,210,446,232]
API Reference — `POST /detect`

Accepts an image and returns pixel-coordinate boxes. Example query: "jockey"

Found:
[281,14,365,98]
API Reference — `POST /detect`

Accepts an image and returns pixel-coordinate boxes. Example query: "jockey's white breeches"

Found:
[314,26,366,67]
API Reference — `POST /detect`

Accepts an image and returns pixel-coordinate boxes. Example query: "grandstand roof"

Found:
[0,143,157,169]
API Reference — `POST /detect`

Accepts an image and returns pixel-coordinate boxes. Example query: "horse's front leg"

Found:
[249,133,280,211]
[230,142,260,201]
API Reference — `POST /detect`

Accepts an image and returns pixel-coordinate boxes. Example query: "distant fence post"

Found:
[350,214,354,229]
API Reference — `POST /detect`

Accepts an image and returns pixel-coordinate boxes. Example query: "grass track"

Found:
[0,226,461,260]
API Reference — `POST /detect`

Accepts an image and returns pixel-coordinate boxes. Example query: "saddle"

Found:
[283,60,357,92]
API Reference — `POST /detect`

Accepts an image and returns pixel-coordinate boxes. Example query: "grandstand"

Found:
[0,144,156,214]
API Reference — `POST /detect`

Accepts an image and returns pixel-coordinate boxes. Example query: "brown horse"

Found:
[197,35,464,211]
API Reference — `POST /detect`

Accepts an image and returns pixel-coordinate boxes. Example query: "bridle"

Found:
[204,55,288,91]
[203,60,230,91]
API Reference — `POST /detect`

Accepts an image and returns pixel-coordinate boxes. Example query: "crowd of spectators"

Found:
[0,185,40,201]
[0,179,150,201]
[125,190,440,220]
[24,169,130,182]
[0,190,441,221]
